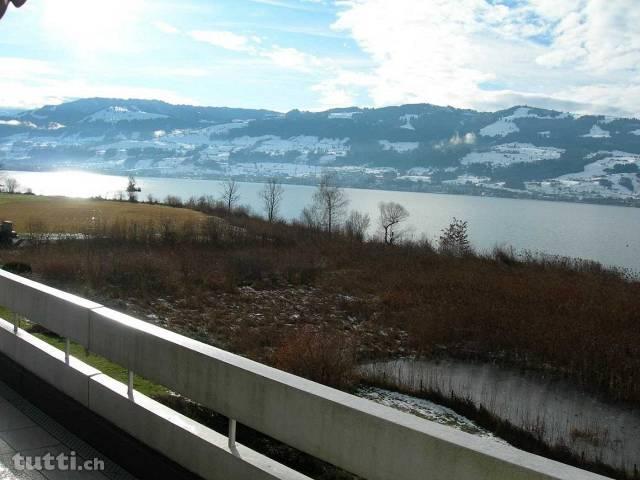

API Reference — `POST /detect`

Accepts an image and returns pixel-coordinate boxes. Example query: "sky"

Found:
[0,0,638,116]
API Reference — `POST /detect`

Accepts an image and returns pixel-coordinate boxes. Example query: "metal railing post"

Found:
[13,313,18,334]
[65,338,70,365]
[228,418,237,452]
[127,370,134,400]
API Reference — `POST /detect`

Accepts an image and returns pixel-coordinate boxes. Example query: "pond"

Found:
[361,358,640,475]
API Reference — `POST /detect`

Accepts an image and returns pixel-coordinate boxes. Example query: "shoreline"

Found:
[5,166,640,209]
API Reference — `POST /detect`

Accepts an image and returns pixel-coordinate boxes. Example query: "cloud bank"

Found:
[326,0,640,116]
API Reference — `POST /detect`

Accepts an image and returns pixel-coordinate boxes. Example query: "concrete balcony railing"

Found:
[0,269,610,480]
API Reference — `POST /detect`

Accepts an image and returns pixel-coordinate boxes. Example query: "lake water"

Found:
[362,359,640,475]
[6,170,640,272]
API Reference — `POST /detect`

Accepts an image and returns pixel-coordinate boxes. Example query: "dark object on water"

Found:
[2,261,31,274]
[0,220,18,246]
[0,0,27,21]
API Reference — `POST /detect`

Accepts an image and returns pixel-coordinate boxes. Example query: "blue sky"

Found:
[0,0,638,116]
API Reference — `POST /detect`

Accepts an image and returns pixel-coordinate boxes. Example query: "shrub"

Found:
[164,195,183,208]
[2,261,32,274]
[284,264,320,286]
[439,217,471,256]
[273,327,357,390]
[225,254,273,287]
[39,258,81,283]
[492,245,519,266]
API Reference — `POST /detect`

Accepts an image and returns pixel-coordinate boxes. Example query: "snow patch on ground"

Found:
[207,121,249,136]
[407,167,432,175]
[630,130,640,136]
[461,143,564,166]
[0,120,36,128]
[379,140,419,152]
[583,124,611,138]
[527,152,640,199]
[397,175,431,183]
[357,387,504,441]
[444,175,491,185]
[400,114,418,130]
[84,106,169,123]
[328,111,361,119]
[480,108,566,138]
[480,118,519,137]
[253,135,349,156]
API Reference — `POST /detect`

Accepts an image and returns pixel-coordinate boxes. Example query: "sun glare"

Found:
[41,0,145,55]
[16,171,126,199]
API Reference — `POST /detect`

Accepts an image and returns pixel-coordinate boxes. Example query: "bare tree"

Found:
[311,173,349,235]
[259,178,284,222]
[126,175,141,202]
[221,178,240,213]
[379,201,409,245]
[344,210,370,242]
[300,204,322,230]
[4,177,18,194]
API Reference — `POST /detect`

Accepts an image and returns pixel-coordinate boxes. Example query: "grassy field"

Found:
[0,194,207,233]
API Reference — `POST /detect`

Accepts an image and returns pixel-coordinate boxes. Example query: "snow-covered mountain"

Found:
[1,98,640,204]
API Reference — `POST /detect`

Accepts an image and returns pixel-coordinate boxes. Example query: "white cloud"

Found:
[189,30,258,53]
[0,57,59,80]
[153,21,180,35]
[311,71,374,109]
[0,76,195,110]
[249,0,322,11]
[144,66,210,78]
[331,0,640,116]
[190,30,346,86]
[260,47,323,72]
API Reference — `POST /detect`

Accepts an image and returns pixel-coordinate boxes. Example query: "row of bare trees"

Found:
[221,177,284,222]
[300,173,411,244]
[299,173,470,252]
[165,173,469,251]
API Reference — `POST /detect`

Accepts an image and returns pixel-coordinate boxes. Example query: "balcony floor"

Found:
[0,380,137,480]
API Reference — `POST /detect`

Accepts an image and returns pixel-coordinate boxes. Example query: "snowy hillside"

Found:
[1,98,639,204]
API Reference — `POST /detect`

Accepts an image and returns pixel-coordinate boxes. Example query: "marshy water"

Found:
[361,359,640,475]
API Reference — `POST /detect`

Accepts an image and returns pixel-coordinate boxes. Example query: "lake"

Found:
[6,170,640,272]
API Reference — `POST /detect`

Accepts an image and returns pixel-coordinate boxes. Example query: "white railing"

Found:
[0,269,610,480]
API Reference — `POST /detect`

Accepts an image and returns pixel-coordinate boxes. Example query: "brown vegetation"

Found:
[1,196,639,407]
[273,326,357,390]
[0,193,207,233]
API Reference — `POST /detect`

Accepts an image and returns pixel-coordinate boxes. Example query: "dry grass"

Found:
[273,326,358,390]
[2,197,637,480]
[1,200,639,405]
[0,194,207,233]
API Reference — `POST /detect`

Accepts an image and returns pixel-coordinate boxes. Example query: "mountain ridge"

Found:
[1,98,640,205]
